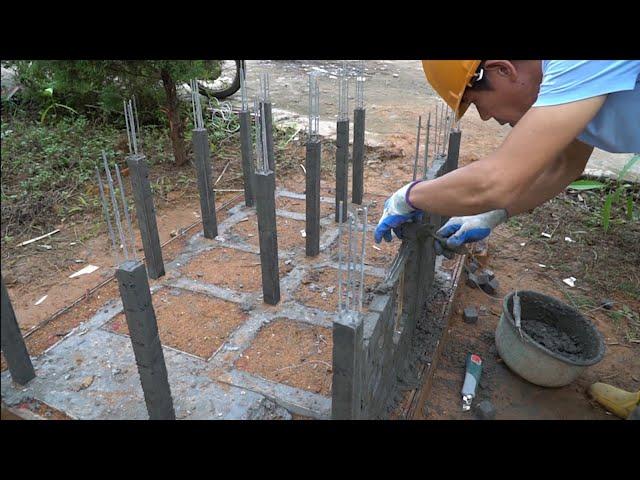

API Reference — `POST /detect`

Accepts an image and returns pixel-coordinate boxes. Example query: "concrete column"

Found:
[239,110,255,207]
[261,102,276,173]
[254,171,280,305]
[446,130,461,174]
[1,277,36,385]
[126,154,165,279]
[116,260,175,420]
[305,140,321,257]
[352,108,365,205]
[335,119,349,222]
[332,313,364,419]
[192,128,218,239]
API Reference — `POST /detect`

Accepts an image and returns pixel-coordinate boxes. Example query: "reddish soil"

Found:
[235,318,333,396]
[276,196,333,218]
[294,267,381,312]
[2,192,222,333]
[1,279,121,372]
[181,246,293,292]
[228,215,307,252]
[106,287,248,359]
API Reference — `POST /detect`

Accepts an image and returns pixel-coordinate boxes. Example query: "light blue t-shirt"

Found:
[532,60,640,153]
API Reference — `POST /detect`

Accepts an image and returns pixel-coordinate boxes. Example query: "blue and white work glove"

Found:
[435,209,508,256]
[374,181,423,243]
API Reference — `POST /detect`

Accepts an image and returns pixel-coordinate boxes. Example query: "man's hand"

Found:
[434,209,508,255]
[374,181,423,243]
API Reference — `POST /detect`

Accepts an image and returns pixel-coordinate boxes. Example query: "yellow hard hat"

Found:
[422,60,482,119]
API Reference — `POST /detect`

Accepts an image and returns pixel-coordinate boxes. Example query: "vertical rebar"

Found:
[423,112,431,178]
[434,104,440,159]
[240,62,248,112]
[439,103,446,156]
[338,62,349,121]
[123,100,132,155]
[191,79,204,129]
[259,72,270,103]
[355,60,365,110]
[191,79,198,128]
[346,207,354,312]
[358,206,368,313]
[412,116,422,181]
[254,97,270,173]
[102,151,128,260]
[308,73,320,141]
[124,100,139,156]
[132,95,141,152]
[115,163,136,260]
[96,166,120,263]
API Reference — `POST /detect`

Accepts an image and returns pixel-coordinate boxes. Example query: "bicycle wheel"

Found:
[198,60,243,100]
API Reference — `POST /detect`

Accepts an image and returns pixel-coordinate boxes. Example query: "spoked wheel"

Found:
[198,60,243,100]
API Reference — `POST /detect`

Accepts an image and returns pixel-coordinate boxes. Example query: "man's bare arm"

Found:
[506,140,594,215]
[407,95,607,217]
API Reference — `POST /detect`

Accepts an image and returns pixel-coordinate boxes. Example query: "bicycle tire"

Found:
[198,60,243,100]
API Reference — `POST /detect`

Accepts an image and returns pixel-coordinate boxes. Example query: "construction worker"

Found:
[374,60,640,251]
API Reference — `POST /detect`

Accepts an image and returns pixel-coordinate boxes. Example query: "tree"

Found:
[6,60,220,166]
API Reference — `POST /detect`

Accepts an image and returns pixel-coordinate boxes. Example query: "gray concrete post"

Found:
[1,277,36,385]
[192,128,218,239]
[116,260,175,420]
[305,140,322,257]
[239,110,255,207]
[446,130,461,173]
[254,171,281,305]
[126,154,165,279]
[352,108,365,205]
[261,102,276,173]
[335,119,349,222]
[331,313,364,419]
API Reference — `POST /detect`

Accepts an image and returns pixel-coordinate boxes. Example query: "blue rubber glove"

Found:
[434,209,508,256]
[374,181,423,243]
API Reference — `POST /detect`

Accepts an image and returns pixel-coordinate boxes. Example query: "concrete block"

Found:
[466,272,480,288]
[476,272,490,285]
[463,307,478,324]
[482,268,495,281]
[481,278,499,295]
[467,259,480,274]
[474,400,496,420]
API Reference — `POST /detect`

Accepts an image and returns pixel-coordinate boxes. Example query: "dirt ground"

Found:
[2,60,638,420]
[181,246,293,293]
[234,319,333,397]
[106,287,249,359]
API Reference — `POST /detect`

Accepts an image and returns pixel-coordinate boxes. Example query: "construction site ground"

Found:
[2,61,638,420]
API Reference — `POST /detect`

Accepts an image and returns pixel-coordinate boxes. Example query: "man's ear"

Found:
[483,60,518,82]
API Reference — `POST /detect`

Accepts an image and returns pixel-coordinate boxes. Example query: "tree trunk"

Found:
[160,68,188,167]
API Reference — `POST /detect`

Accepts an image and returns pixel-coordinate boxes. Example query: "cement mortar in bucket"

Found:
[495,290,606,387]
